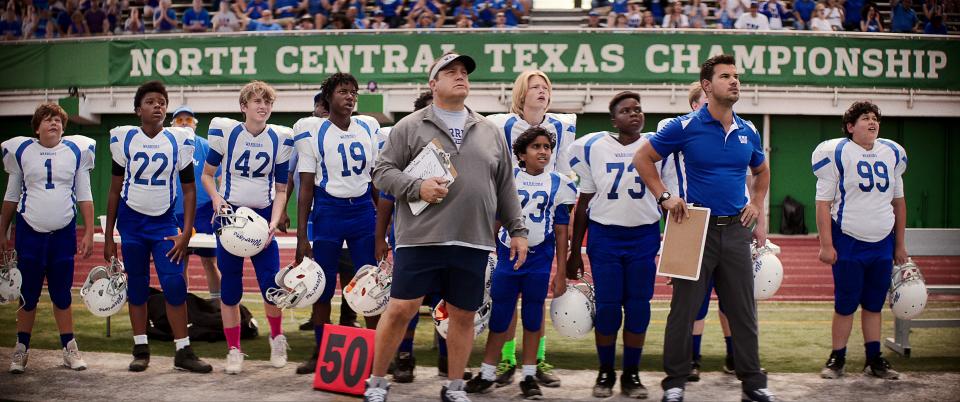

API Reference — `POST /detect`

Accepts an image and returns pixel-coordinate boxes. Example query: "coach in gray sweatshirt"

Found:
[366,52,529,401]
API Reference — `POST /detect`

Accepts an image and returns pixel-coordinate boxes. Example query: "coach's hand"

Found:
[165,230,192,264]
[419,177,449,203]
[510,236,528,269]
[741,202,762,229]
[662,197,688,223]
[818,245,837,265]
[104,236,117,262]
[566,252,584,280]
[295,237,312,264]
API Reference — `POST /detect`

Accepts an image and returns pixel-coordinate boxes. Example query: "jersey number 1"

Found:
[44,159,55,189]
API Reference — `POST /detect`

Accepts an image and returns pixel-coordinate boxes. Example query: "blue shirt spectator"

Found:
[759,0,789,28]
[34,0,50,11]
[377,0,403,18]
[842,0,863,28]
[273,0,299,19]
[612,0,628,14]
[891,0,919,32]
[475,0,496,26]
[792,0,815,28]
[182,5,212,29]
[492,0,523,26]
[645,0,665,23]
[924,15,947,33]
[154,7,177,32]
[245,0,270,19]
[0,17,23,39]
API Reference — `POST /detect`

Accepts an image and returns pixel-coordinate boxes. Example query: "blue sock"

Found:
[692,335,703,360]
[597,344,615,369]
[399,337,414,354]
[17,332,31,349]
[438,337,448,357]
[724,336,733,356]
[623,346,642,372]
[59,333,74,348]
[864,342,881,359]
[834,347,847,359]
[314,325,324,346]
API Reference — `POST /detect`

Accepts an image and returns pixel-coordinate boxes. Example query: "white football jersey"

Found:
[293,116,378,198]
[377,126,392,152]
[498,169,577,248]
[2,135,96,232]
[813,137,907,242]
[110,126,195,216]
[207,118,294,210]
[569,131,661,226]
[486,113,577,177]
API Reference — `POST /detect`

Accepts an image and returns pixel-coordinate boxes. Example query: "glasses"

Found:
[173,116,197,126]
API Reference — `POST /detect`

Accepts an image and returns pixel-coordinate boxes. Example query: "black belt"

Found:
[710,214,741,226]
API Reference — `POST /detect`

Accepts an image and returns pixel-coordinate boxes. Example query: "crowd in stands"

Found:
[0,0,952,39]
[588,0,952,33]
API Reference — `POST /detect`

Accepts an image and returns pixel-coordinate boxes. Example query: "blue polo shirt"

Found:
[183,7,211,28]
[174,135,218,215]
[649,106,765,216]
[793,0,815,22]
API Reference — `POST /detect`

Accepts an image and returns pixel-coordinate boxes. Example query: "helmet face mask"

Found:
[0,250,22,305]
[81,258,128,317]
[344,260,393,317]
[267,258,325,309]
[216,206,271,257]
[888,259,928,320]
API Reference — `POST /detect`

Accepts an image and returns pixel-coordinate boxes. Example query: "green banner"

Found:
[2,31,958,90]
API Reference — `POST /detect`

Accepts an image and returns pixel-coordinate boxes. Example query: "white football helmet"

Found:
[484,253,496,299]
[267,258,326,309]
[550,273,596,339]
[216,205,271,257]
[433,298,492,339]
[0,250,22,305]
[80,258,128,317]
[751,240,784,301]
[344,259,392,317]
[888,259,928,320]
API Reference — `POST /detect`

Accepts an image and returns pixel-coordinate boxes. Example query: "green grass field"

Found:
[3,291,959,373]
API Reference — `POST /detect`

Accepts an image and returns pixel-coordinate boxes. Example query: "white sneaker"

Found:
[270,334,289,368]
[225,347,244,374]
[62,339,87,371]
[10,342,28,374]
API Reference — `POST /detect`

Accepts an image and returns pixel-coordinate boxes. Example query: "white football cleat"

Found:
[225,347,244,374]
[10,342,28,374]
[62,339,87,370]
[269,334,289,368]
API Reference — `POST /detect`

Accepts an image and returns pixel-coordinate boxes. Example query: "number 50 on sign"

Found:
[313,324,376,395]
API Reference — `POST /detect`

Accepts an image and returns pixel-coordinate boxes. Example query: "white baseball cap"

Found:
[428,53,477,81]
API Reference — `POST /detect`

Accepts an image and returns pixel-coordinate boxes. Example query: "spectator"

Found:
[860,4,882,31]
[719,0,748,28]
[453,0,475,25]
[640,9,657,26]
[645,0,666,23]
[84,0,108,35]
[346,5,365,27]
[842,0,863,30]
[369,8,389,27]
[301,0,331,29]
[586,9,604,26]
[123,5,145,32]
[34,0,52,11]
[792,0,813,28]
[924,13,947,32]
[759,0,787,29]
[625,2,641,26]
[407,0,445,26]
[244,0,269,19]
[183,0,211,32]
[143,0,158,18]
[662,1,689,27]
[809,2,833,30]
[295,12,314,28]
[922,0,943,22]
[612,10,628,26]
[212,0,242,30]
[375,0,403,27]
[407,9,437,27]
[890,0,919,32]
[249,8,282,29]
[475,0,495,26]
[55,0,75,35]
[153,0,177,32]
[67,9,88,35]
[21,4,38,38]
[273,0,300,26]
[611,0,628,14]
[493,0,523,26]
[454,12,470,25]
[824,0,844,30]
[734,1,770,28]
[685,0,708,27]
[324,10,350,28]
[104,0,122,33]
[492,9,511,27]
[592,0,610,8]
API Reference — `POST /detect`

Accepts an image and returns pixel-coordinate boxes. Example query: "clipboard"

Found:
[657,206,711,281]
[403,138,458,216]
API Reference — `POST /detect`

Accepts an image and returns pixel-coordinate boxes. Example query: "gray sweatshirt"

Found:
[373,105,528,249]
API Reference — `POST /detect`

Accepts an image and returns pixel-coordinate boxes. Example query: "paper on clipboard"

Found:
[404,138,457,216]
[657,206,711,281]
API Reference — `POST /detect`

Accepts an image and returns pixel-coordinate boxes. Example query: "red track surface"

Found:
[69,234,959,301]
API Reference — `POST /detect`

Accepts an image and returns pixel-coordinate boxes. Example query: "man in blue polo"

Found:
[633,54,776,402]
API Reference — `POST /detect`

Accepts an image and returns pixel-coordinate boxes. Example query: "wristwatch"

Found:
[657,191,672,206]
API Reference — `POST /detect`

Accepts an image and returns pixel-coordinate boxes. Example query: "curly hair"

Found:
[319,73,359,112]
[512,126,555,169]
[31,103,69,133]
[134,80,168,110]
[413,90,433,111]
[842,101,881,138]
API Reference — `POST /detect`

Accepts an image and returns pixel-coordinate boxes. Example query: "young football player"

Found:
[104,80,212,373]
[2,103,95,374]
[293,72,380,371]
[813,100,908,380]
[567,91,660,399]
[485,69,573,387]
[465,126,576,399]
[202,80,293,374]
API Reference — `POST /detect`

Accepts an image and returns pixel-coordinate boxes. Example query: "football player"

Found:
[202,80,293,374]
[813,100,908,380]
[485,70,573,387]
[104,81,212,373]
[293,72,380,372]
[465,126,576,399]
[1,103,95,374]
[566,92,660,399]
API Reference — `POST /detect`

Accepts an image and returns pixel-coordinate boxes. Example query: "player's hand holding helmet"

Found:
[751,240,784,300]
[0,250,22,305]
[267,257,326,309]
[888,258,928,320]
[550,272,596,339]
[80,257,128,317]
[216,205,271,257]
[344,259,393,317]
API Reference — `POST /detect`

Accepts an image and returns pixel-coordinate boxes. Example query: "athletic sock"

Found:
[59,333,74,348]
[267,315,283,339]
[864,342,881,360]
[834,347,847,360]
[16,332,31,349]
[501,339,517,365]
[399,337,414,354]
[314,325,325,346]
[133,335,149,345]
[480,362,497,381]
[224,326,241,351]
[623,346,642,372]
[692,334,703,360]
[537,335,547,361]
[438,336,448,357]
[368,375,389,389]
[724,336,733,356]
[174,337,190,351]
[597,344,615,369]
[447,379,465,391]
[522,364,537,378]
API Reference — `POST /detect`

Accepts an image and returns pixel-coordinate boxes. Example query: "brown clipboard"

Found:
[657,206,711,281]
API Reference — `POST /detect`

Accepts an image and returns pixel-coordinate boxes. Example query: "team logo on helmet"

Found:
[344,259,393,317]
[751,240,783,301]
[216,205,271,257]
[80,258,128,317]
[267,258,326,309]
[0,250,22,305]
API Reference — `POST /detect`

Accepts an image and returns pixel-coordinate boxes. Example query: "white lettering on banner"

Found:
[354,45,381,74]
[178,48,203,76]
[156,48,177,76]
[382,45,408,74]
[130,48,154,77]
[301,46,324,74]
[767,46,790,75]
[513,43,539,72]
[540,44,569,73]
[808,47,832,76]
[834,47,860,77]
[646,44,670,73]
[276,46,298,74]
[204,47,229,75]
[885,49,912,78]
[863,48,884,77]
[928,51,946,79]
[733,45,767,75]
[326,45,352,74]
[411,44,433,74]
[484,44,511,73]
[600,44,624,73]
[913,50,926,79]
[230,46,257,75]
[670,44,700,74]
[571,44,600,73]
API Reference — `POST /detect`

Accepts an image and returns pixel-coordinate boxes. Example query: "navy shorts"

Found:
[15,215,76,311]
[831,222,894,315]
[391,245,489,312]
